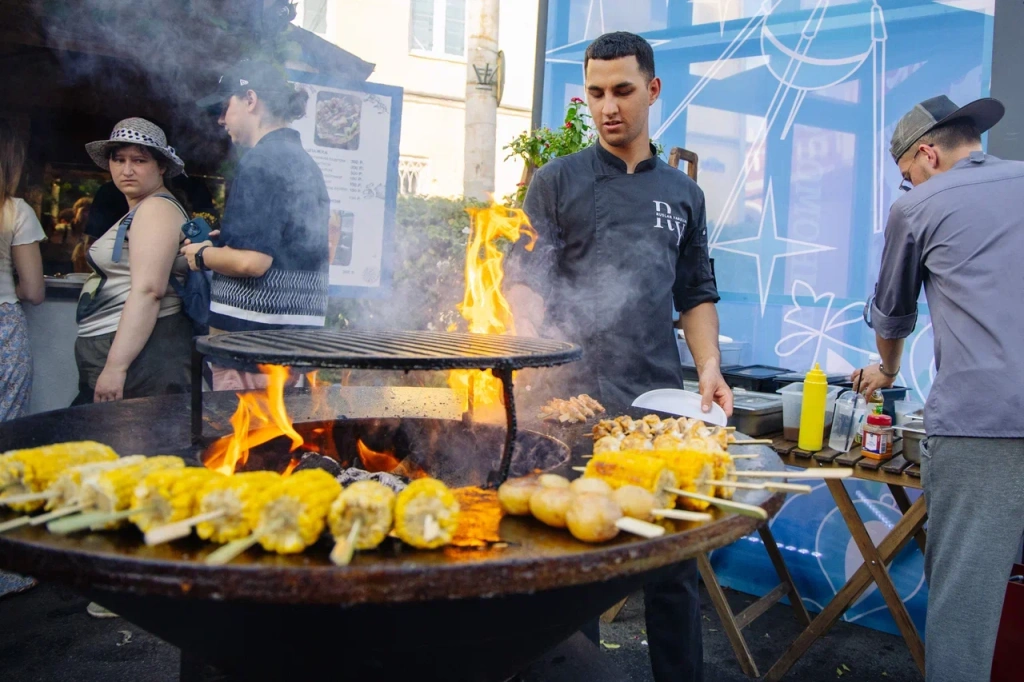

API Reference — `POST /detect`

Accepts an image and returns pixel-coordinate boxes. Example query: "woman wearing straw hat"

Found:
[73,118,193,403]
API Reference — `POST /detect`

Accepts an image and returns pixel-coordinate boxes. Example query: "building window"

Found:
[399,157,429,196]
[300,0,328,34]
[410,0,466,58]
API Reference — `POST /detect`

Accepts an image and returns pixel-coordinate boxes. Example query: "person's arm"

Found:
[506,165,562,337]
[673,190,731,415]
[853,204,923,396]
[12,243,44,305]
[180,241,273,278]
[93,199,183,402]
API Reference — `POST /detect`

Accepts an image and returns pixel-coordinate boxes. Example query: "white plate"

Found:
[631,388,728,427]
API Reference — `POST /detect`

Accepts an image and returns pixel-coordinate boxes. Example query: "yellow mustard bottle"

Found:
[798,363,828,452]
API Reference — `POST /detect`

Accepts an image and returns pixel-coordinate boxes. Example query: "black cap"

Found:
[890,95,1005,162]
[196,59,292,110]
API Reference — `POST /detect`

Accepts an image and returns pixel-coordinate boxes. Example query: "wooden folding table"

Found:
[762,439,928,681]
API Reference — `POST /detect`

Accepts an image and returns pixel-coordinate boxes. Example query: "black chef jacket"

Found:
[507,142,720,408]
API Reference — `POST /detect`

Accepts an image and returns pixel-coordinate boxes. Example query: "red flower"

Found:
[565,121,573,128]
[570,97,584,104]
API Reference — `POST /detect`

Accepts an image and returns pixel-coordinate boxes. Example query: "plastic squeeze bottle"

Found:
[798,363,828,451]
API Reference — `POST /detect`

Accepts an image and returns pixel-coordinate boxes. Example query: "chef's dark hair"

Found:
[251,84,309,124]
[584,32,656,82]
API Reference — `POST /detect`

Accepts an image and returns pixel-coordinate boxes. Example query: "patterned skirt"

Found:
[0,302,32,421]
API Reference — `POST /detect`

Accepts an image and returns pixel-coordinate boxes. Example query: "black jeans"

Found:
[582,559,703,682]
[643,559,703,682]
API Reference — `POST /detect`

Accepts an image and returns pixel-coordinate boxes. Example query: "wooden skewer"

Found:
[764,482,813,494]
[725,427,737,432]
[704,478,765,491]
[47,507,149,534]
[665,488,768,520]
[730,439,775,445]
[144,509,227,546]
[0,491,54,506]
[29,504,84,526]
[0,515,32,533]
[728,454,759,459]
[572,466,586,472]
[651,508,713,522]
[205,534,261,566]
[735,468,852,480]
[615,517,665,538]
[330,518,363,566]
[423,514,440,543]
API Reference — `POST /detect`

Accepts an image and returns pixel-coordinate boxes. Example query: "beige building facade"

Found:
[292,0,539,200]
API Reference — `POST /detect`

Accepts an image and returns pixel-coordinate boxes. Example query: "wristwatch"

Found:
[878,361,899,378]
[194,245,211,272]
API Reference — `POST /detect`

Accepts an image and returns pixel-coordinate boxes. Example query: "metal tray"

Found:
[729,391,784,437]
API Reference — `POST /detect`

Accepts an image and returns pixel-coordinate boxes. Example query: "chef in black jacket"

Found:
[506,32,732,682]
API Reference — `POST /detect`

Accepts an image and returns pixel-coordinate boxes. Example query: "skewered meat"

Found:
[196,471,282,544]
[130,468,225,532]
[612,485,656,522]
[538,394,606,423]
[248,469,341,554]
[593,435,622,453]
[0,442,119,512]
[497,476,541,516]
[583,451,677,508]
[529,487,574,528]
[328,480,395,553]
[621,433,653,451]
[652,433,685,451]
[642,414,667,435]
[537,473,571,489]
[592,420,624,440]
[394,478,460,549]
[570,477,613,496]
[565,493,623,543]
[710,452,736,501]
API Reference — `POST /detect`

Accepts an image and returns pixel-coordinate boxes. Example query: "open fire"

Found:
[447,203,536,413]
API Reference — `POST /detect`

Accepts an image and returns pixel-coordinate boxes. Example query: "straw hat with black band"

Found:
[85,118,186,178]
[890,95,1005,164]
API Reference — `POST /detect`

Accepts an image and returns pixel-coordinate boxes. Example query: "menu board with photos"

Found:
[286,72,403,295]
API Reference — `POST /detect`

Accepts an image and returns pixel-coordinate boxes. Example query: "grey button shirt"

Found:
[871,151,1024,437]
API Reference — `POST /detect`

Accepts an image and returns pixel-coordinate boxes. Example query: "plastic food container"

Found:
[728,392,784,437]
[777,382,841,443]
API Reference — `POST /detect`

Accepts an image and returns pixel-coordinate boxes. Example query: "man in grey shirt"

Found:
[855,95,1024,681]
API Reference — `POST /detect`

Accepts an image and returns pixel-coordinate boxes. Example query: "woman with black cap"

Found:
[74,118,193,403]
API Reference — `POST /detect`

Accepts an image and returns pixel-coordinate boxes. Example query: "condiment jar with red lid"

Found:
[861,412,894,460]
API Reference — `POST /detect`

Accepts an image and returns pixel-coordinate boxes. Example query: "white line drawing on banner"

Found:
[709,0,888,243]
[653,0,783,141]
[775,280,870,361]
[690,0,737,36]
[712,183,834,315]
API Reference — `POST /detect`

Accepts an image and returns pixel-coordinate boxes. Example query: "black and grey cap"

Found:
[890,95,1005,163]
[196,59,293,110]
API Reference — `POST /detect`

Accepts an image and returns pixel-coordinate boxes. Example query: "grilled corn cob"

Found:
[130,468,225,533]
[583,451,677,509]
[328,480,395,550]
[644,448,716,511]
[83,456,185,528]
[710,452,736,500]
[196,471,282,544]
[393,478,460,550]
[44,456,147,510]
[248,469,341,554]
[0,442,119,512]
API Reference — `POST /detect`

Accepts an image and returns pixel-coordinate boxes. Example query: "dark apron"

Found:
[547,173,688,409]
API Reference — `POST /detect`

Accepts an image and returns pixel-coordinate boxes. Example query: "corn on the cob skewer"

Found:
[130,468,224,533]
[642,449,716,511]
[581,452,677,509]
[665,487,767,520]
[328,480,395,564]
[0,442,119,512]
[196,471,281,544]
[394,478,460,549]
[144,509,229,546]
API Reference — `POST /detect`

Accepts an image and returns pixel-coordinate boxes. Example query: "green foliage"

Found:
[329,195,486,332]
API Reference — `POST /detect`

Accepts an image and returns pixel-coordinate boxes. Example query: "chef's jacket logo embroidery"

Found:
[653,201,686,245]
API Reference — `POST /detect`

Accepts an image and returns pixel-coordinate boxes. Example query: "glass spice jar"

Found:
[861,413,894,460]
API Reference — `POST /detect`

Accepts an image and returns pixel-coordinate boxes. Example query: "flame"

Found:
[203,364,304,475]
[355,439,427,479]
[448,203,537,411]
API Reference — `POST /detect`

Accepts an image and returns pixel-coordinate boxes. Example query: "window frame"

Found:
[409,0,467,62]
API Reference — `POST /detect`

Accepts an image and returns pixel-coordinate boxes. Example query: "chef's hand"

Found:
[94,366,126,403]
[851,364,895,398]
[180,240,213,272]
[699,360,733,417]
